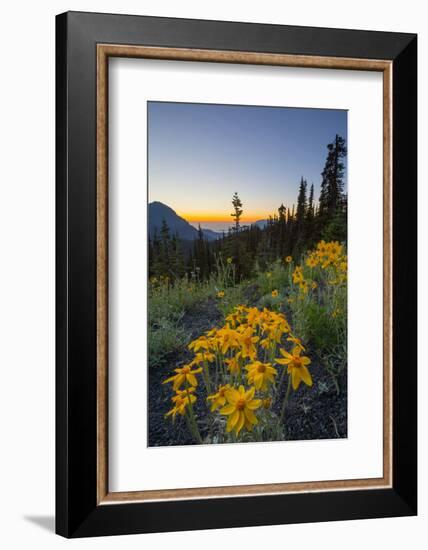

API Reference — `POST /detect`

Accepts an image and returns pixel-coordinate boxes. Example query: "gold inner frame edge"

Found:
[96,44,393,505]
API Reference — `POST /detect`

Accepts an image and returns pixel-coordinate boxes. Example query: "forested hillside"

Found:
[149,135,347,283]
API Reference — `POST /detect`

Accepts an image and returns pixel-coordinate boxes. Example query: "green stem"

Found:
[279,375,292,424]
[185,386,203,444]
[275,367,286,400]
[214,353,219,387]
[203,361,212,394]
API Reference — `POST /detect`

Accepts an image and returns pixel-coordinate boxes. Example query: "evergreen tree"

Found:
[230,192,243,232]
[306,183,315,246]
[277,203,287,256]
[157,220,171,276]
[307,183,315,219]
[193,224,207,278]
[296,177,308,232]
[170,233,186,278]
[318,134,347,217]
[317,134,347,242]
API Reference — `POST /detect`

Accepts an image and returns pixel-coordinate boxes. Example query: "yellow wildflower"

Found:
[190,351,215,366]
[271,289,279,298]
[165,388,196,420]
[245,361,277,391]
[238,326,259,360]
[163,364,203,391]
[311,281,317,289]
[216,327,240,354]
[243,307,259,326]
[314,240,344,268]
[259,337,271,350]
[292,266,304,284]
[220,385,261,435]
[207,384,231,411]
[285,256,292,263]
[226,310,242,328]
[188,336,210,352]
[217,290,225,298]
[226,257,233,264]
[266,272,272,278]
[299,281,309,294]
[225,356,241,375]
[306,255,318,268]
[262,397,272,409]
[286,335,305,351]
[275,346,312,390]
[264,324,285,345]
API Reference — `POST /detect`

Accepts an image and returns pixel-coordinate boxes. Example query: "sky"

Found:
[148,101,347,224]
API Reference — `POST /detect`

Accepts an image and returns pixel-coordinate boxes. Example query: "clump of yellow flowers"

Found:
[163,305,312,443]
[287,241,347,386]
[292,240,347,295]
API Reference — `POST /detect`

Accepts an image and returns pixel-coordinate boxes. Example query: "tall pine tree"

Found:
[318,134,347,217]
[230,192,243,232]
[318,134,347,241]
[306,183,315,246]
[296,177,308,242]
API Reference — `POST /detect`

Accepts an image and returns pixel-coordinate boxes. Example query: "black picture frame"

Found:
[56,11,417,538]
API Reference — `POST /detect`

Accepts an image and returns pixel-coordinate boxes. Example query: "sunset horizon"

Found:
[148,102,347,225]
[149,199,278,224]
[177,211,269,224]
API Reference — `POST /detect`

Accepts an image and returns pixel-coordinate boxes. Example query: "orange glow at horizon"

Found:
[179,211,267,223]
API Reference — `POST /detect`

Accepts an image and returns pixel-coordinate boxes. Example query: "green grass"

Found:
[148,263,249,366]
[148,316,188,368]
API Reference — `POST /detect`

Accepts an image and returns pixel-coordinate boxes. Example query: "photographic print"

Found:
[148,101,348,447]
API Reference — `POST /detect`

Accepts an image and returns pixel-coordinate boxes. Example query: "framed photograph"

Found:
[56,11,417,537]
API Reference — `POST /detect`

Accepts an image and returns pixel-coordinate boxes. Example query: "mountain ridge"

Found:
[148,201,221,242]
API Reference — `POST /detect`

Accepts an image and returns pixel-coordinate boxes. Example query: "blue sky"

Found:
[148,101,347,222]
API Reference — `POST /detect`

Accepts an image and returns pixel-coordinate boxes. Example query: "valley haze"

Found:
[148,201,267,242]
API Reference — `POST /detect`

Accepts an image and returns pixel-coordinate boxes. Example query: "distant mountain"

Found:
[200,228,222,241]
[148,202,221,242]
[253,219,268,229]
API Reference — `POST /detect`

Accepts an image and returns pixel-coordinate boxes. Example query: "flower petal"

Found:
[300,366,313,387]
[220,404,235,415]
[244,408,258,425]
[245,386,255,400]
[291,369,300,390]
[173,374,185,391]
[235,412,245,435]
[227,410,240,432]
[246,399,262,410]
[186,373,198,387]
[225,390,238,404]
